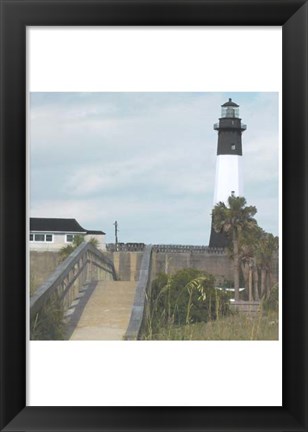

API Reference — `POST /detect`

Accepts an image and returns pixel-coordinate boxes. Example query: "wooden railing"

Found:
[30,242,116,321]
[124,245,153,340]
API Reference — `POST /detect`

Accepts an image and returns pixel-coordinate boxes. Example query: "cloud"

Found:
[30,92,279,243]
[31,198,109,224]
[64,149,214,199]
[30,191,212,244]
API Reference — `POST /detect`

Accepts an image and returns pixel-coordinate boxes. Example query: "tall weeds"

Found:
[143,269,231,339]
[30,294,65,340]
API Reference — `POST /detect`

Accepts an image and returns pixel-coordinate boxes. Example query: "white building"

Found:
[29,218,106,251]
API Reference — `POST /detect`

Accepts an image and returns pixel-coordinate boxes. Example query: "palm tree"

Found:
[59,235,99,262]
[256,232,279,298]
[212,193,257,301]
[59,234,85,262]
[238,224,263,301]
[239,243,254,301]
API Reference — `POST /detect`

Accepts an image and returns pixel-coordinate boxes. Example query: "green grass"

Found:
[142,309,279,341]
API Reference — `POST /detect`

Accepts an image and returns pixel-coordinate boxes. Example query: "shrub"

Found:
[30,294,65,340]
[148,269,231,335]
[59,234,85,262]
[262,283,279,312]
[88,237,99,248]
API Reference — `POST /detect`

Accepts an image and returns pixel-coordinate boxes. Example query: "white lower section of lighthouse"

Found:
[213,155,243,205]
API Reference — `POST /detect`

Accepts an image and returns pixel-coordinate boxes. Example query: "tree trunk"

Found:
[253,265,259,301]
[261,268,266,298]
[269,271,275,292]
[248,263,253,302]
[266,272,273,298]
[241,262,249,299]
[233,230,240,301]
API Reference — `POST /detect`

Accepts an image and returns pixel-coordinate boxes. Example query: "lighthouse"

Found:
[209,98,247,248]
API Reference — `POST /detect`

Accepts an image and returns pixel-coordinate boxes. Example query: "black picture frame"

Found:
[0,1,307,431]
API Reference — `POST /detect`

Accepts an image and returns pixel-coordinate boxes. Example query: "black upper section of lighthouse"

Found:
[213,98,246,156]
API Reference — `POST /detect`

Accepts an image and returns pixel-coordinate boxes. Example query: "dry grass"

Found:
[145,309,279,341]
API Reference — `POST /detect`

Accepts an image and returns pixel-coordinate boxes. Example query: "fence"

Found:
[153,244,225,254]
[107,243,225,254]
[106,243,145,252]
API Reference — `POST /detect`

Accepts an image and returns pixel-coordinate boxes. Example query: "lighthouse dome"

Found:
[221,98,239,107]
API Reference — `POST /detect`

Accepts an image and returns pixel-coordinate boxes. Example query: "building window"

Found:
[31,233,53,242]
[231,144,236,151]
[66,234,74,243]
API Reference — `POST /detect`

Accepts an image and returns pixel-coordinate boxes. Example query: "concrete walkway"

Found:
[70,280,137,340]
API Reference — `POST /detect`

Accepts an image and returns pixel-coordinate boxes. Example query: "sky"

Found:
[30,92,279,245]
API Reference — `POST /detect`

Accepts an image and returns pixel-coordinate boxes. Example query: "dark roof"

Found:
[30,218,105,235]
[86,230,105,235]
[221,98,239,108]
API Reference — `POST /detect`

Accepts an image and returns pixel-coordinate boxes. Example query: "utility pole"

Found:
[113,220,119,250]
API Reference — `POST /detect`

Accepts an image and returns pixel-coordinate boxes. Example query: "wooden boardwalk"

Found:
[70,280,136,340]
